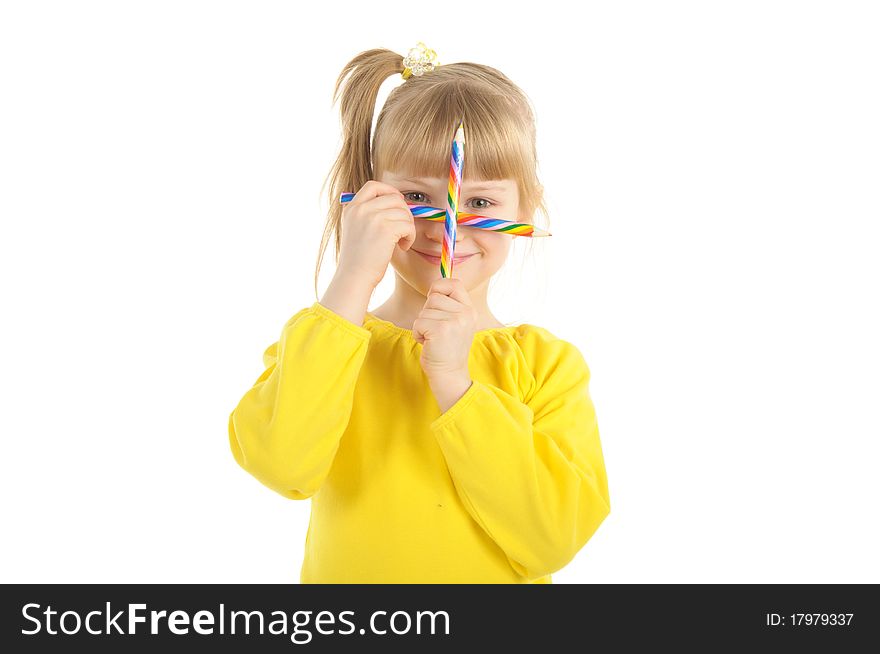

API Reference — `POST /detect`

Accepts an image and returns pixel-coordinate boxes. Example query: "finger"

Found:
[358,193,409,212]
[416,308,455,323]
[378,209,416,250]
[377,208,416,224]
[422,292,464,313]
[396,221,417,251]
[352,180,406,204]
[428,278,471,306]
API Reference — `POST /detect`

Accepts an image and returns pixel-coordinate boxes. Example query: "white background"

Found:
[1,1,878,583]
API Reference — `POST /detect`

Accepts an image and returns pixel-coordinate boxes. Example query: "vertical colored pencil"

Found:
[441,119,465,278]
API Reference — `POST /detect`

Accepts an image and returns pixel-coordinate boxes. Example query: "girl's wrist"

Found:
[331,268,377,295]
[319,272,375,327]
[429,374,473,413]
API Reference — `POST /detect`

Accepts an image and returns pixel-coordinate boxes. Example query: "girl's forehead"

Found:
[384,171,514,191]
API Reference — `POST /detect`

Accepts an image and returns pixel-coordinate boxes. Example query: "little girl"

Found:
[228,44,610,584]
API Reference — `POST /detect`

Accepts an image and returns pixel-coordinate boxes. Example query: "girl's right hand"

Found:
[335,180,417,289]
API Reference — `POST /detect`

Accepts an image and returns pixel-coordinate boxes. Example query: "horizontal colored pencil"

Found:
[338,192,551,237]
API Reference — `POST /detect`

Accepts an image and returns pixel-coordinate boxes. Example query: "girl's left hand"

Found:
[413,278,477,382]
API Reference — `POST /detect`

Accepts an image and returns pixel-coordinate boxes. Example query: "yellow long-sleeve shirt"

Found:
[228,301,610,583]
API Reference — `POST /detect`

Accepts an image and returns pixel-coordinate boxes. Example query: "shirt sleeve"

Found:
[429,337,610,581]
[228,301,372,500]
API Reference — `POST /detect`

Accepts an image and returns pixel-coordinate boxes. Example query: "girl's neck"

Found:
[370,275,503,331]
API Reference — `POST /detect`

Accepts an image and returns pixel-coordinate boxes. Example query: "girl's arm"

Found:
[228,298,372,500]
[429,337,610,581]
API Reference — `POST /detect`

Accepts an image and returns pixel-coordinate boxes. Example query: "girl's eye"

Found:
[403,192,493,210]
[403,192,428,203]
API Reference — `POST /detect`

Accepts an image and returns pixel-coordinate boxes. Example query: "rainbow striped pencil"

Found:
[338,193,551,238]
[442,119,465,278]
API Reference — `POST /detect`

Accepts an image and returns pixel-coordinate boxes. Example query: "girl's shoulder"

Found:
[487,322,593,378]
[505,319,583,349]
[486,323,594,404]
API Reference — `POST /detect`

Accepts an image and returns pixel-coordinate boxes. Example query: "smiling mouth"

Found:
[413,250,477,265]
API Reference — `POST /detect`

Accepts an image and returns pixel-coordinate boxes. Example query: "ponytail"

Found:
[314,49,404,300]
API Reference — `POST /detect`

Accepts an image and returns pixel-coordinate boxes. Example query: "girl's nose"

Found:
[424,222,467,243]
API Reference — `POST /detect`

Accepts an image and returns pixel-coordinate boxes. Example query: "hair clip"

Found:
[401,42,440,80]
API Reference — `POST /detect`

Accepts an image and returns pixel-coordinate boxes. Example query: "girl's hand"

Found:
[336,180,417,289]
[413,278,477,384]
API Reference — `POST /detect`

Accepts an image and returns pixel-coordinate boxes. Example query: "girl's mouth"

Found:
[413,250,477,266]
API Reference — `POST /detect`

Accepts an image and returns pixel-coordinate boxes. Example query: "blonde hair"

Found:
[314,47,549,300]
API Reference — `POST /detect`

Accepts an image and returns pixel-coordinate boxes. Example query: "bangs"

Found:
[373,84,530,184]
